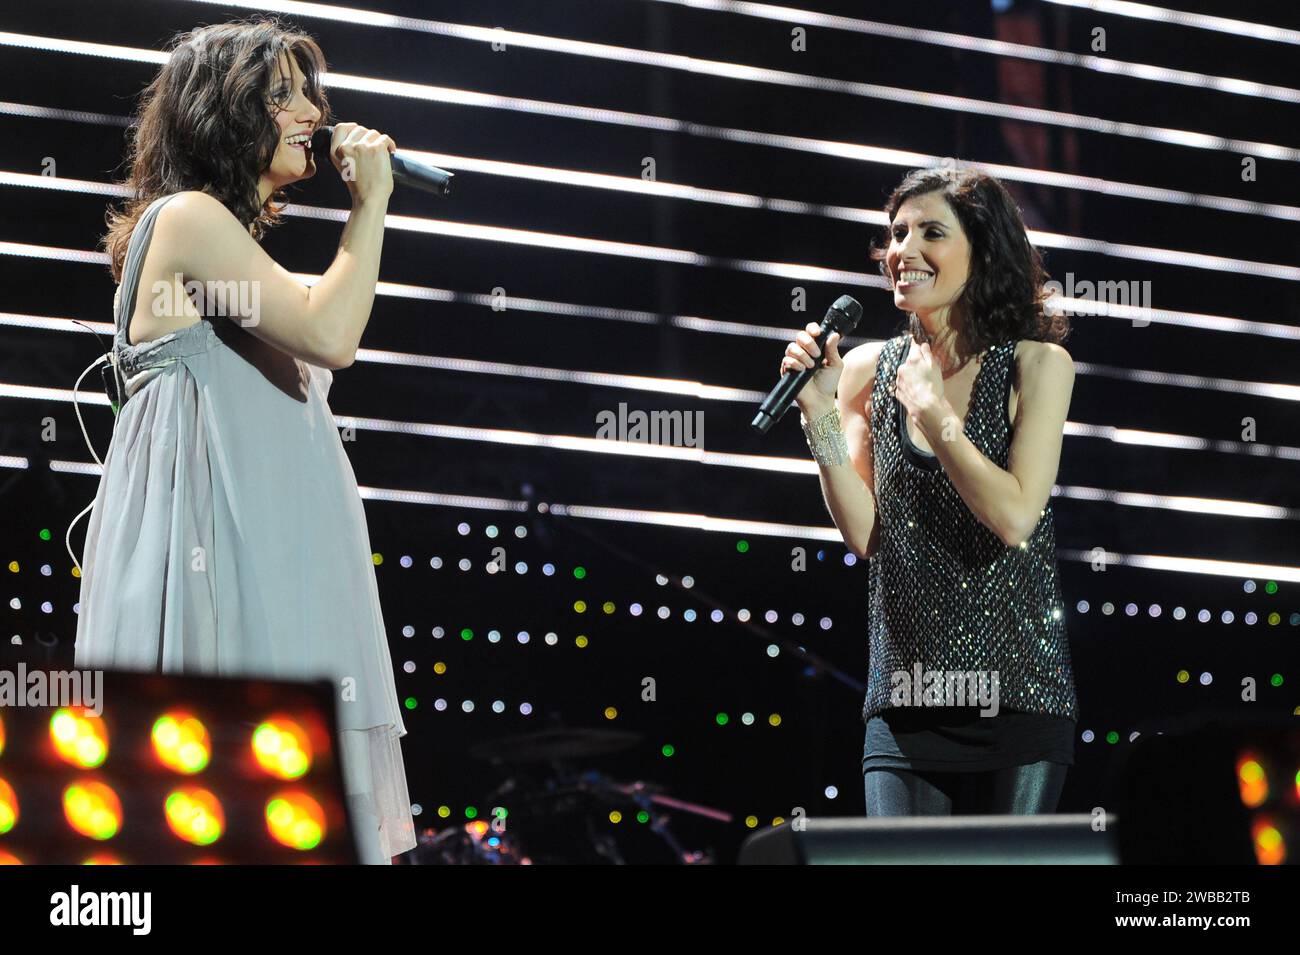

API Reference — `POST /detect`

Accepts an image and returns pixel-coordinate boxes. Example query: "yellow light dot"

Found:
[768,713,782,727]
[71,566,81,579]
[433,662,447,675]
[609,811,622,824]
[604,707,618,720]
[1176,670,1190,684]
[772,817,785,826]
[437,805,451,818]
[745,816,758,828]
[603,602,615,614]
[575,635,589,648]
[1268,612,1280,625]
[573,600,587,613]
[7,562,18,573]
[372,553,383,565]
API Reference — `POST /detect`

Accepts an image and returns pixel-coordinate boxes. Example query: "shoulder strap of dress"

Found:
[115,193,185,342]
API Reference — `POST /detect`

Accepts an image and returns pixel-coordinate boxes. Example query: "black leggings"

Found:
[864,760,1067,816]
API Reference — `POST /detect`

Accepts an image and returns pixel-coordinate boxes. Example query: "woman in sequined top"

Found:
[782,167,1079,817]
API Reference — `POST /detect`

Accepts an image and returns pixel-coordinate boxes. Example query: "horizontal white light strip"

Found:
[40,455,1300,568]
[3,216,1300,347]
[649,0,1300,100]
[1057,485,1300,520]
[12,104,1300,266]
[1042,0,1300,45]
[7,376,1299,485]
[178,0,1300,146]
[1058,549,1300,584]
[5,99,1296,229]
[11,311,1300,408]
[0,455,31,470]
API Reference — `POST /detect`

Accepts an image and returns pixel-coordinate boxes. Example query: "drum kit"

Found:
[403,728,728,865]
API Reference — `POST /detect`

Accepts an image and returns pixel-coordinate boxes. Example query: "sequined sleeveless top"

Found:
[862,334,1078,724]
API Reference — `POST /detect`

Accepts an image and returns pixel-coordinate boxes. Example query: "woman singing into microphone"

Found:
[781,167,1079,816]
[74,19,415,862]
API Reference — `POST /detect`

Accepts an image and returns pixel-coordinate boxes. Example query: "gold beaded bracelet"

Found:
[800,406,849,467]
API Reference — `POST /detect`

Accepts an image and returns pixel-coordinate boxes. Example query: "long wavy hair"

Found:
[103,18,331,282]
[868,167,1069,354]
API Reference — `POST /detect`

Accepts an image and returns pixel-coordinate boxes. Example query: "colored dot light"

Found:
[662,744,675,757]
[63,780,122,840]
[1251,817,1285,865]
[609,811,622,824]
[151,713,211,774]
[265,791,325,851]
[716,713,729,726]
[165,787,225,846]
[50,709,109,769]
[434,662,447,675]
[745,816,758,828]
[637,811,650,824]
[736,540,749,553]
[1237,756,1269,808]
[604,707,618,720]
[573,567,587,580]
[575,635,589,648]
[0,777,18,835]
[573,601,587,613]
[251,718,312,780]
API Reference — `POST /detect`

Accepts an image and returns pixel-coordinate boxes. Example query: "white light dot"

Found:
[657,606,670,620]
[843,553,857,567]
[1081,729,1094,743]
[488,630,502,643]
[1125,603,1138,617]
[458,558,471,571]
[1172,607,1186,620]
[655,574,668,586]
[430,556,443,569]
[741,712,755,725]
[434,698,448,712]
[515,562,528,574]
[411,804,423,816]
[1197,609,1211,623]
[1242,579,1256,593]
[514,526,527,538]
[519,702,533,715]
[824,786,839,799]
[764,610,778,623]
[402,661,416,673]
[1199,672,1212,686]
[1245,612,1258,625]
[462,700,475,713]
[766,644,779,658]
[457,523,471,536]
[433,626,445,638]
[737,609,751,622]
[8,598,20,610]
[630,603,643,617]
[402,625,416,638]
[1221,610,1234,624]
[684,609,697,622]
[1101,602,1114,615]
[544,632,558,645]
[710,609,724,623]
[486,562,499,575]
[1128,731,1140,743]
[1076,600,1090,613]
[517,631,530,644]
[682,575,695,588]
[492,700,506,713]
[40,564,52,576]
[399,555,413,568]
[792,613,805,626]
[1148,604,1161,618]
[819,617,832,630]
[41,602,53,614]
[542,563,556,576]
[486,525,499,538]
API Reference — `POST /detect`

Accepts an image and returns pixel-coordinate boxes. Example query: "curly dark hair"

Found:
[103,18,331,281]
[868,166,1069,354]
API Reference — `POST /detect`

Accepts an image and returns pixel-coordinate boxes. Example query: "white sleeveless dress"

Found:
[74,193,417,863]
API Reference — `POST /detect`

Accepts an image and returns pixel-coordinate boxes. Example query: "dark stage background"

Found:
[1,0,1297,863]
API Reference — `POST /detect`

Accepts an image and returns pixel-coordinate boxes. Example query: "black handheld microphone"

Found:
[751,294,862,435]
[311,125,454,197]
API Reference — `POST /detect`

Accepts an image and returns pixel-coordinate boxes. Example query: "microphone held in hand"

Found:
[311,125,455,197]
[751,294,862,435]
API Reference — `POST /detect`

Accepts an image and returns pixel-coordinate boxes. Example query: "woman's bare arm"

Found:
[917,341,1075,546]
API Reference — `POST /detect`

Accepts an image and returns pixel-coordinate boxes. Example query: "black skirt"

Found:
[863,706,1076,773]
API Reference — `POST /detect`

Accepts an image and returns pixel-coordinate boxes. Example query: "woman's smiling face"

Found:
[886,191,972,321]
[260,50,322,198]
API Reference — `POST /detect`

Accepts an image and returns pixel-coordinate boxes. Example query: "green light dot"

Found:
[1106,731,1119,744]
[662,744,675,757]
[1264,581,1278,594]
[404,697,417,710]
[637,811,650,824]
[460,628,473,641]
[465,806,478,819]
[716,713,729,726]
[1270,673,1283,687]
[494,807,508,820]
[573,566,587,580]
[39,528,51,541]
[736,540,749,553]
